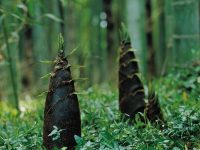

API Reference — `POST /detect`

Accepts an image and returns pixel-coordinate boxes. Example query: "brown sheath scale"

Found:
[43,47,81,150]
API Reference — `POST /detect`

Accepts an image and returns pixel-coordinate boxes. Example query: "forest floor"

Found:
[0,66,200,150]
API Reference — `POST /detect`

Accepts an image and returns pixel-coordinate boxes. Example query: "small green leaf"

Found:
[17,3,28,12]
[67,46,79,57]
[41,73,52,79]
[44,14,63,23]
[48,129,57,137]
[40,60,54,64]
[74,135,84,145]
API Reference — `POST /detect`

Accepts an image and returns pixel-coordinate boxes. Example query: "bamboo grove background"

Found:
[0,0,199,109]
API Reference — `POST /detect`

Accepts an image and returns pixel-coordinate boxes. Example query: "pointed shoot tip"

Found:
[58,33,65,58]
[120,22,131,44]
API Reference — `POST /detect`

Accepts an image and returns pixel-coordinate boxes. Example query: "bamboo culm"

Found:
[2,19,19,111]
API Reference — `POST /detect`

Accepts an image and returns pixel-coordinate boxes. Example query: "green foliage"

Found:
[48,126,65,141]
[119,23,131,44]
[0,66,200,149]
[155,65,200,105]
[0,101,44,149]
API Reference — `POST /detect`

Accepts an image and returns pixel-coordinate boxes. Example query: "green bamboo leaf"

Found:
[17,3,27,12]
[67,46,79,57]
[73,92,88,95]
[70,65,86,69]
[74,78,88,81]
[41,73,52,79]
[43,13,63,23]
[37,91,48,97]
[40,60,54,64]
[74,135,84,145]
[11,13,25,21]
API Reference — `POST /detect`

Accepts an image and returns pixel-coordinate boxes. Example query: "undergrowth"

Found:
[0,67,200,150]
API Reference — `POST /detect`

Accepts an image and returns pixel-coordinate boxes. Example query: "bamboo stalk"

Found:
[2,19,19,111]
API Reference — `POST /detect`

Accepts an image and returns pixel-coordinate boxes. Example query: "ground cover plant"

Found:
[0,65,200,150]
